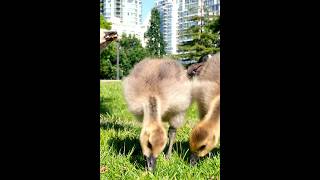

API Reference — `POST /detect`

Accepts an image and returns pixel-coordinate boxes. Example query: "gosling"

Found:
[188,52,220,165]
[123,58,192,171]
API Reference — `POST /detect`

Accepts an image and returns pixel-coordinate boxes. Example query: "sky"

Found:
[142,0,155,22]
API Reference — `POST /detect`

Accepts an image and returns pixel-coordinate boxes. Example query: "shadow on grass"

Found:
[169,140,191,161]
[167,140,220,165]
[100,97,112,114]
[108,137,145,169]
[100,121,134,131]
[102,120,143,168]
[106,135,220,169]
[107,137,220,170]
[104,121,220,170]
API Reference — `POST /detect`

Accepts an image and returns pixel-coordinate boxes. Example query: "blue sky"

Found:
[142,0,154,22]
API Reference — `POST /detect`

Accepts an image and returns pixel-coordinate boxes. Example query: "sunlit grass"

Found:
[100,81,220,179]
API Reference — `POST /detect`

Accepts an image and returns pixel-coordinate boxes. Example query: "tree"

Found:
[177,14,220,61]
[119,34,147,76]
[100,34,147,79]
[100,42,117,79]
[145,8,166,57]
[100,14,112,30]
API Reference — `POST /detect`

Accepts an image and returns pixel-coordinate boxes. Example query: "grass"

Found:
[100,81,220,179]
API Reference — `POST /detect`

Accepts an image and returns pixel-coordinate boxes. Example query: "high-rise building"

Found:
[205,0,220,15]
[100,0,143,41]
[101,0,219,55]
[140,12,151,48]
[155,0,178,55]
[154,0,219,55]
[176,0,220,52]
[177,0,201,45]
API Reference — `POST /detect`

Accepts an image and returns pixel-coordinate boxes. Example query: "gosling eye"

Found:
[199,145,206,151]
[147,141,152,149]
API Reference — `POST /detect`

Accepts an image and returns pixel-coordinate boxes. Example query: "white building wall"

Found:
[177,0,220,49]
[156,0,178,55]
[101,0,143,43]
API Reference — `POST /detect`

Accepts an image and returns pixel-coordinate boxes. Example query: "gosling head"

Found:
[140,124,167,171]
[189,123,219,166]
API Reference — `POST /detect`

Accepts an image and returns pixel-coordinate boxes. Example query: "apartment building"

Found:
[177,0,220,49]
[155,0,178,54]
[100,0,143,41]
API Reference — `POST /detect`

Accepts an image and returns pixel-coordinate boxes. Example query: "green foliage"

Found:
[178,15,220,61]
[145,8,166,57]
[100,14,112,30]
[119,34,148,76]
[100,42,117,79]
[100,81,220,179]
[100,34,147,79]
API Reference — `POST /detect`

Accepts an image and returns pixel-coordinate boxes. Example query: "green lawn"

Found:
[100,81,220,179]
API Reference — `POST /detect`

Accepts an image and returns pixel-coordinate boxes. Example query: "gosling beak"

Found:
[190,153,199,166]
[144,155,157,171]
